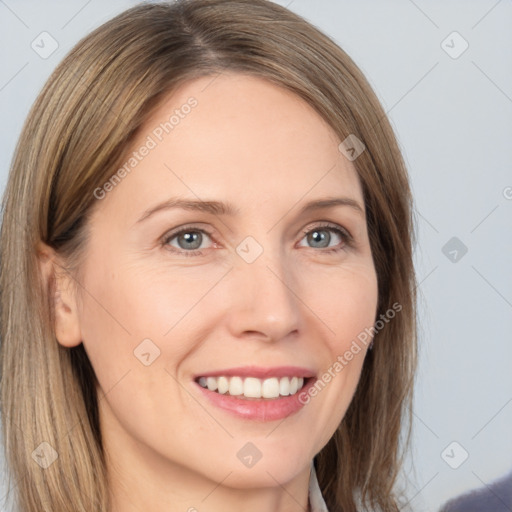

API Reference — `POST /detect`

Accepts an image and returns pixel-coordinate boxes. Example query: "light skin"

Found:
[39,73,378,511]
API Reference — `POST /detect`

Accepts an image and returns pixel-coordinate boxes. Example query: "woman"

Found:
[0,1,417,511]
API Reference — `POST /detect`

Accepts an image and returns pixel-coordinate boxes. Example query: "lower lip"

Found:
[194,378,316,422]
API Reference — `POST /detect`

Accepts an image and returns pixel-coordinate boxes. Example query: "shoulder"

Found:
[440,472,512,512]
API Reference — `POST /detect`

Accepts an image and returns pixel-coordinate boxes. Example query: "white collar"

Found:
[308,460,330,512]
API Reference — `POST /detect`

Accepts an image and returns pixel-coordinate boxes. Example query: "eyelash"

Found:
[161,222,353,258]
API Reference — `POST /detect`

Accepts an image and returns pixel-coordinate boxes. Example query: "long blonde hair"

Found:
[0,1,417,510]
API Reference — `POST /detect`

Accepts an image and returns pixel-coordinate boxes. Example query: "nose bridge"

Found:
[226,238,301,341]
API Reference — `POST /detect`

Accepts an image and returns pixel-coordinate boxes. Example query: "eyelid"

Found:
[162,223,214,239]
[300,221,353,241]
[161,224,216,248]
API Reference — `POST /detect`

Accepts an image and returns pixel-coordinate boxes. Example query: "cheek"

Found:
[299,262,377,444]
[77,255,229,385]
[305,260,378,351]
[76,260,208,440]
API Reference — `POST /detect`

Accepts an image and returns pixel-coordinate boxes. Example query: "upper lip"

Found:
[194,365,316,380]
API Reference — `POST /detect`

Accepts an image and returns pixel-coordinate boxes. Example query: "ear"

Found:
[37,241,82,348]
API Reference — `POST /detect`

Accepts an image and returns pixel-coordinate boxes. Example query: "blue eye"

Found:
[299,224,352,252]
[162,223,352,257]
[163,227,214,256]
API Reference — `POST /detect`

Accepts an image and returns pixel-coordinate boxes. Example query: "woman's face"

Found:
[63,73,378,490]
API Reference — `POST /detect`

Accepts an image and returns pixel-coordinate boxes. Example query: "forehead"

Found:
[96,72,363,221]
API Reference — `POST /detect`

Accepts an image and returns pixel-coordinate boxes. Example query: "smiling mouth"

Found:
[195,375,309,400]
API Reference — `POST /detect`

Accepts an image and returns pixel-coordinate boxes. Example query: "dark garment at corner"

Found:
[440,471,512,512]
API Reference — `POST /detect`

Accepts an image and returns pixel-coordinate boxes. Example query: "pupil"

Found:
[309,230,329,248]
[180,232,201,250]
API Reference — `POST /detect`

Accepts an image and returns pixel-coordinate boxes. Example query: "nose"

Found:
[224,247,302,343]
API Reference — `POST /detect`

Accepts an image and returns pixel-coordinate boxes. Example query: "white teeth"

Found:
[244,377,261,397]
[229,376,243,396]
[262,377,280,398]
[279,376,290,396]
[206,377,218,391]
[289,376,299,395]
[217,376,229,394]
[197,375,306,399]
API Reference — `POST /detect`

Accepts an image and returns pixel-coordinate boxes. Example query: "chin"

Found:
[206,447,311,489]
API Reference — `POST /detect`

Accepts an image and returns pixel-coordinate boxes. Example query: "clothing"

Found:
[439,471,512,512]
[308,461,330,512]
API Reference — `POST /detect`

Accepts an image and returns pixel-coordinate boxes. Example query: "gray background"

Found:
[1,1,511,511]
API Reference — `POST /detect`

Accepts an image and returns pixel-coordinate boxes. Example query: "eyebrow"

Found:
[136,196,364,224]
